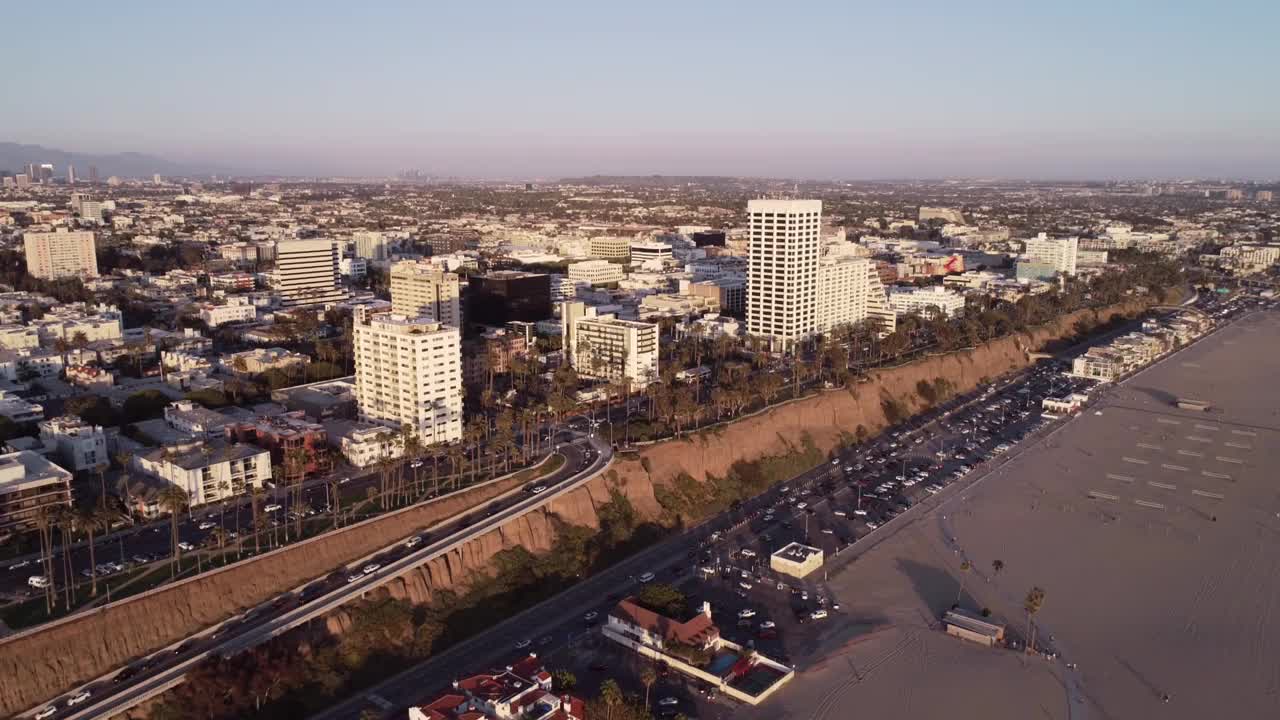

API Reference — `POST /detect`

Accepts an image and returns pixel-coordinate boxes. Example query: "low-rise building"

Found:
[272,376,358,420]
[226,411,329,480]
[566,259,624,286]
[65,364,114,389]
[943,608,1006,648]
[163,400,234,439]
[0,451,73,535]
[38,416,107,472]
[199,296,257,327]
[888,286,967,319]
[136,440,269,506]
[324,420,402,468]
[0,391,44,423]
[407,654,586,720]
[561,301,658,388]
[222,347,310,376]
[770,542,823,578]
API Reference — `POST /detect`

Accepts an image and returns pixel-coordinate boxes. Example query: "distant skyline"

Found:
[4,1,1278,180]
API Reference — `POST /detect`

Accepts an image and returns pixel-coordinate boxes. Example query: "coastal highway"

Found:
[19,434,610,720]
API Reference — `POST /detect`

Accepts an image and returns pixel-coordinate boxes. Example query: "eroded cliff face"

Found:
[350,300,1148,618]
[0,472,532,717]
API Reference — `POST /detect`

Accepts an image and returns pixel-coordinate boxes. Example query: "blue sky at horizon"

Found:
[4,0,1278,179]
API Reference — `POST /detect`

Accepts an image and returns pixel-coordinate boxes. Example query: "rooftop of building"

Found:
[773,542,823,563]
[145,439,266,470]
[611,597,719,647]
[0,450,72,492]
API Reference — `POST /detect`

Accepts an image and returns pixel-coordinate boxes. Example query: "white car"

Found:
[759,620,776,630]
[833,509,847,517]
[346,574,363,584]
[28,575,50,589]
[515,638,532,649]
[820,528,834,535]
[738,581,754,590]
[866,521,880,530]
[831,458,839,465]
[795,502,808,510]
[263,504,282,513]
[178,541,195,552]
[853,509,868,516]
[68,690,91,706]
[810,609,829,620]
[34,706,57,719]
[198,521,216,531]
[530,485,547,494]
[658,697,680,707]
[739,549,756,558]
[638,571,655,583]
[583,611,599,622]
[404,536,423,549]
[362,563,381,575]
[738,608,756,618]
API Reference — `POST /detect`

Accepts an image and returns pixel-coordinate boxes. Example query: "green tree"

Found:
[159,485,189,578]
[1024,586,1046,653]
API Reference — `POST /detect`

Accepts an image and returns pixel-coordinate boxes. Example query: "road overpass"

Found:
[24,434,611,720]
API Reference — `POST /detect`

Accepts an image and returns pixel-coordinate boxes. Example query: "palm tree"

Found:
[94,461,110,510]
[955,560,971,606]
[249,485,265,554]
[1023,586,1046,653]
[76,505,108,597]
[328,474,343,529]
[34,506,58,614]
[991,559,1005,582]
[114,451,134,519]
[639,665,657,711]
[216,480,231,543]
[447,446,467,492]
[158,486,189,579]
[56,507,76,609]
[599,678,623,720]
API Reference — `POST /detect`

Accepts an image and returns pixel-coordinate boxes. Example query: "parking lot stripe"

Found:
[1230,429,1257,437]
[1136,442,1163,450]
[1177,449,1204,457]
[1122,456,1149,465]
[1194,424,1219,431]
[1088,490,1119,500]
[1192,490,1226,499]
[1147,481,1177,490]
[1106,473,1135,483]
[1157,418,1181,425]
[1225,442,1252,450]
[1201,471,1232,480]
[1134,499,1166,510]
[1216,456,1244,464]
[1186,436,1213,443]
[1161,464,1188,472]
[1182,362,1201,368]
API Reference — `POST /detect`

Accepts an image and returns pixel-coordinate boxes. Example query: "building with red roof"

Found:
[407,654,586,720]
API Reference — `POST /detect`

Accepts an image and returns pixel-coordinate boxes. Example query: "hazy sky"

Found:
[5,1,1278,179]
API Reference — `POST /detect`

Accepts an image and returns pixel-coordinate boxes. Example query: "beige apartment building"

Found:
[746,199,821,352]
[561,301,658,388]
[390,260,462,327]
[353,313,462,444]
[23,229,99,279]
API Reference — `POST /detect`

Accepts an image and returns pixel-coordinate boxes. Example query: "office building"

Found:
[0,451,73,535]
[681,278,746,315]
[38,164,54,183]
[467,271,552,326]
[1257,190,1274,202]
[274,238,348,307]
[888,286,967,319]
[1022,233,1079,276]
[815,256,896,335]
[390,260,462,326]
[14,174,30,188]
[88,166,98,184]
[566,259,624,286]
[691,230,726,247]
[353,231,389,261]
[746,199,822,352]
[23,229,99,279]
[353,313,462,444]
[66,165,76,184]
[561,301,658,388]
[589,235,631,261]
[423,234,467,255]
[630,241,673,266]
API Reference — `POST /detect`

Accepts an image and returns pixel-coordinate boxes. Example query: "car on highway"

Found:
[178,541,195,551]
[637,571,655,583]
[810,609,829,620]
[263,503,283,513]
[583,611,599,623]
[362,563,381,575]
[67,689,91,706]
[658,697,680,707]
[346,573,363,583]
[34,705,57,719]
[515,638,532,649]
[404,535,423,549]
[530,485,548,494]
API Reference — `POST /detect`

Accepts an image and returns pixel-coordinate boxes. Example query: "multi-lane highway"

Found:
[17,435,609,720]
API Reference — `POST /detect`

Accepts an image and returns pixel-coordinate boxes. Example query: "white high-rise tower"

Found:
[746,199,822,352]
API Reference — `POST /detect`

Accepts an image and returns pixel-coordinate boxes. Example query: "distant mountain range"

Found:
[0,141,231,179]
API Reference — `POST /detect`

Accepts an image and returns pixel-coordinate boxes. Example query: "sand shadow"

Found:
[1115,654,1166,700]
[1130,386,1178,406]
[895,558,981,619]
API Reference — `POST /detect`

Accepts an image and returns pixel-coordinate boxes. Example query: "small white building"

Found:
[199,296,257,327]
[566,259,624,286]
[136,440,269,506]
[770,542,823,579]
[38,416,108,472]
[888,286,967,319]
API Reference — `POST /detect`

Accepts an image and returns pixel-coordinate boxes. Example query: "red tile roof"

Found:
[611,598,719,648]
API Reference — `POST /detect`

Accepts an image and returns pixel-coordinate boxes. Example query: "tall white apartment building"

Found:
[136,441,269,506]
[816,256,897,335]
[747,199,822,352]
[353,231,389,261]
[888,286,967,319]
[561,301,659,388]
[1023,233,1079,276]
[23,230,99,280]
[275,239,348,307]
[353,313,462,444]
[390,260,462,327]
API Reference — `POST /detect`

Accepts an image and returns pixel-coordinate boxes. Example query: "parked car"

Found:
[362,563,381,575]
[638,571,655,583]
